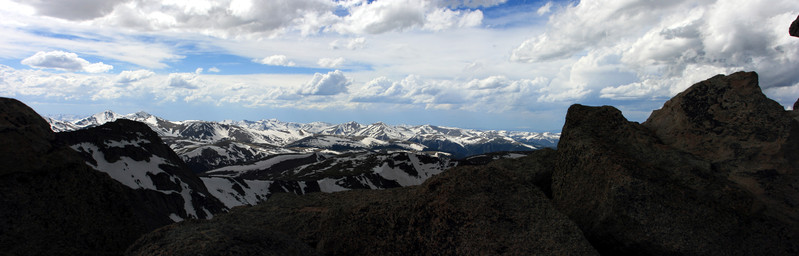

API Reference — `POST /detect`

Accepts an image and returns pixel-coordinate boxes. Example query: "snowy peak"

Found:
[355,122,411,141]
[73,110,123,128]
[321,121,364,135]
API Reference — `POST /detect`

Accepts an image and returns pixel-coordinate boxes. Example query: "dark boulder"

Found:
[553,72,799,255]
[644,71,799,224]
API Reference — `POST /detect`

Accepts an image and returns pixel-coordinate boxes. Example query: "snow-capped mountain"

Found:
[56,119,228,223]
[47,110,559,172]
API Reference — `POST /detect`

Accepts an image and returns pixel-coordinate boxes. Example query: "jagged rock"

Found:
[644,71,799,224]
[0,97,149,255]
[791,15,799,37]
[127,151,597,256]
[553,72,799,255]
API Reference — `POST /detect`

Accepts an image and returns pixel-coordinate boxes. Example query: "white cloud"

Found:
[254,55,296,66]
[438,0,508,8]
[330,37,367,50]
[21,50,113,73]
[208,67,221,72]
[350,74,549,112]
[511,0,799,102]
[423,8,482,31]
[298,70,351,95]
[351,75,417,103]
[24,0,126,20]
[536,2,553,16]
[115,69,154,84]
[334,0,427,34]
[167,73,200,89]
[317,57,345,68]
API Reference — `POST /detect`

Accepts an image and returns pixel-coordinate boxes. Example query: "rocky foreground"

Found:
[1,71,798,255]
[125,71,799,255]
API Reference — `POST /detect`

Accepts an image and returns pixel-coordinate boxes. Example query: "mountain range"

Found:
[46,111,559,173]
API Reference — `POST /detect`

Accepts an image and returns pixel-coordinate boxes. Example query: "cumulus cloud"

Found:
[21,51,113,73]
[350,74,548,112]
[16,0,489,38]
[351,75,418,103]
[254,55,296,66]
[511,0,799,102]
[167,73,200,89]
[25,0,126,20]
[423,8,482,31]
[115,69,154,84]
[333,0,484,34]
[208,67,221,73]
[437,0,508,8]
[317,57,345,68]
[298,70,350,95]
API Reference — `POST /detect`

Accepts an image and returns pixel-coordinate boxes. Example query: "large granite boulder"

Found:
[644,71,799,224]
[553,72,799,255]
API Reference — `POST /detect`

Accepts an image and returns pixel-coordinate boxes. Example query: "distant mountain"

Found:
[198,150,482,208]
[57,119,228,222]
[47,111,560,172]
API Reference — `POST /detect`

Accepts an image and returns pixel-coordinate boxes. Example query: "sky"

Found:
[1,0,798,132]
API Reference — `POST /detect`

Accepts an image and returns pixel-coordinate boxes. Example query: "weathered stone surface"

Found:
[127,151,597,256]
[553,72,799,255]
[644,71,799,224]
[127,220,318,256]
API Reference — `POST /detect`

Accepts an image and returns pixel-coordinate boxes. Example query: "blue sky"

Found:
[1,0,798,132]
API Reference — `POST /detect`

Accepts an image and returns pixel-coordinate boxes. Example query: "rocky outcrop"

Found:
[791,15,799,37]
[644,71,799,224]
[553,72,799,255]
[0,97,148,255]
[127,150,597,256]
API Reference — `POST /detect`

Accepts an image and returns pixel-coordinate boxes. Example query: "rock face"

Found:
[553,72,799,255]
[127,150,598,256]
[791,15,799,37]
[57,119,228,224]
[0,97,148,255]
[644,71,799,224]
